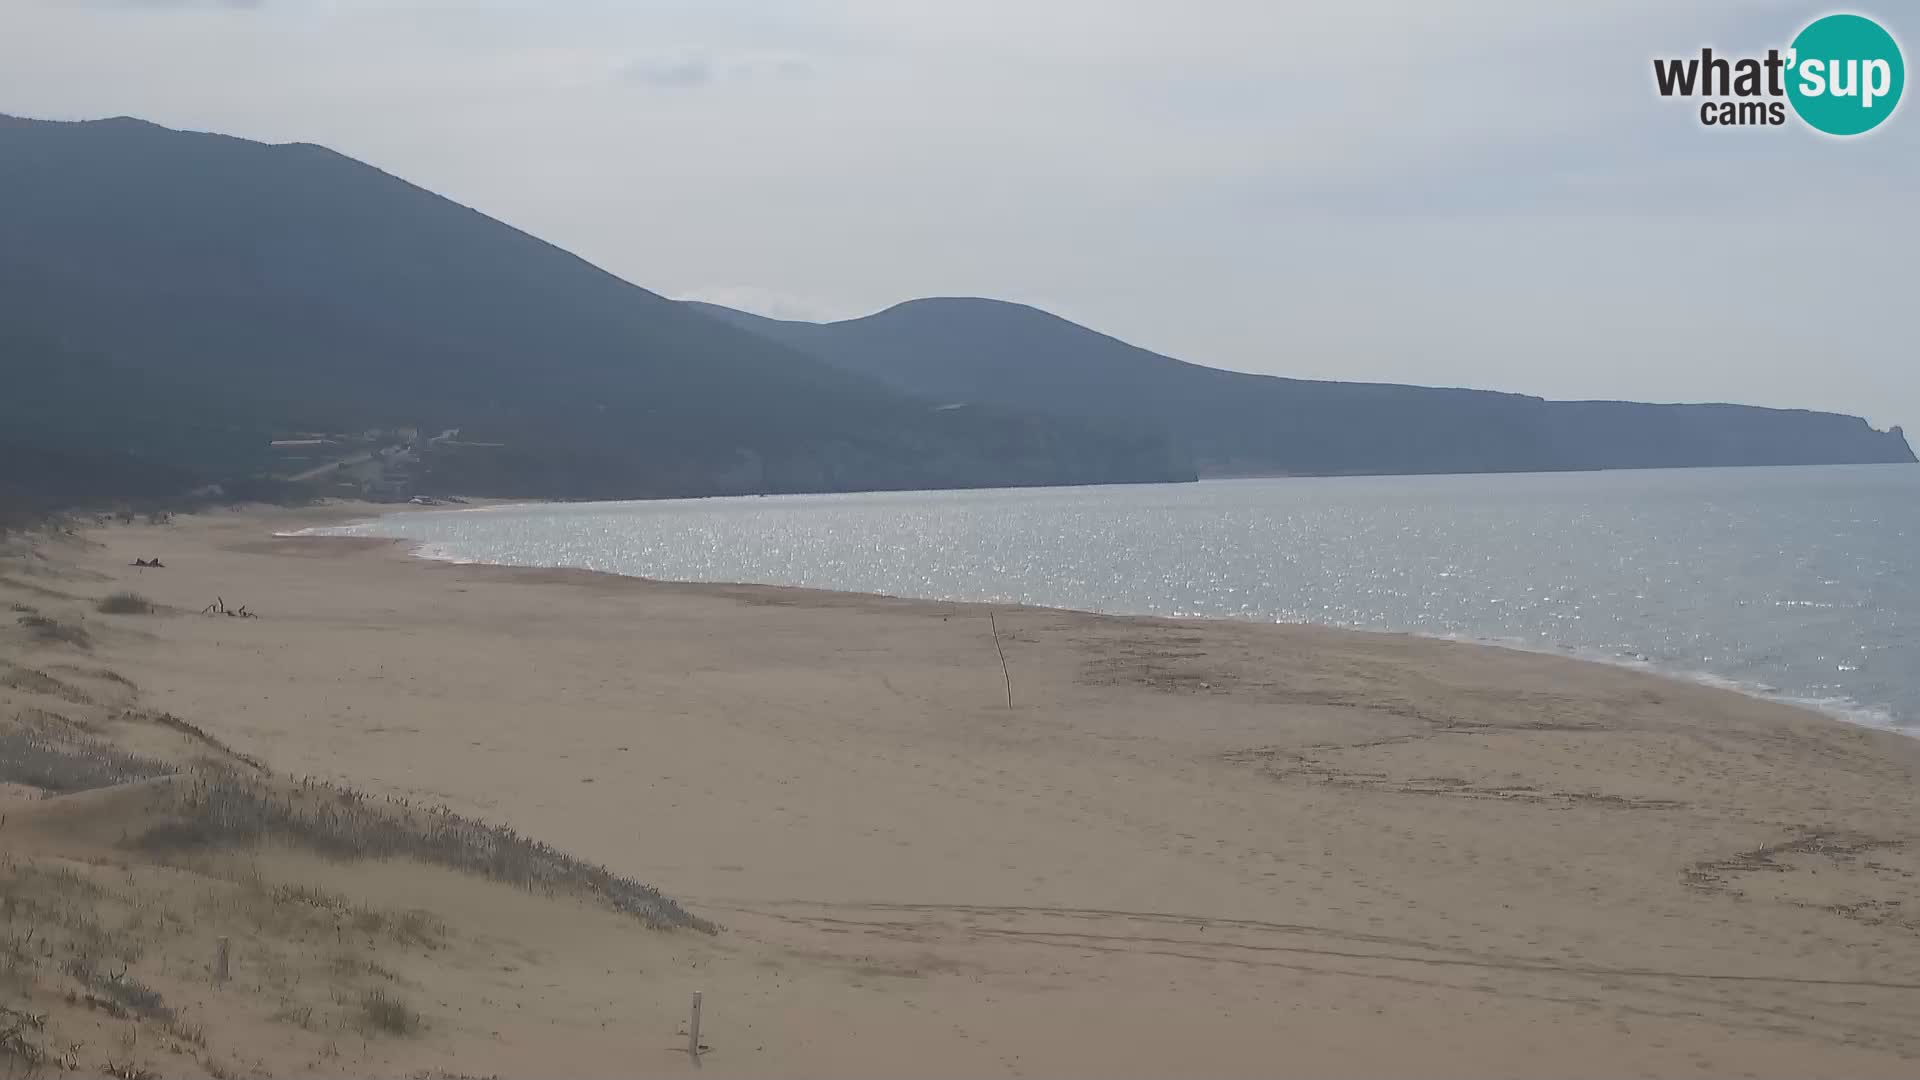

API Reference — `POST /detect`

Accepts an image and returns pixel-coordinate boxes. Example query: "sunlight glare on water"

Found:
[316,465,1920,734]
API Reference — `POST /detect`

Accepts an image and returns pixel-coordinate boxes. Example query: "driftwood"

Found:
[200,596,258,619]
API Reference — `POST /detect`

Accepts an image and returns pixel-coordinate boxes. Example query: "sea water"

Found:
[312,464,1919,735]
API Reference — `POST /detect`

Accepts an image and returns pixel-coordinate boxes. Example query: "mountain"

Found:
[688,298,1916,476]
[2,113,1904,508]
[0,115,1191,504]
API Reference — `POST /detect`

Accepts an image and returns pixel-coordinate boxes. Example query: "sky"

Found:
[2,0,1915,432]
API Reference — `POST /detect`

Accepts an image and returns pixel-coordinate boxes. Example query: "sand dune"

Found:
[2,503,1917,1077]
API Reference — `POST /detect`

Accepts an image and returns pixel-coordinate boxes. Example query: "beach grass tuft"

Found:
[0,729,176,793]
[357,989,420,1036]
[136,776,714,932]
[96,592,159,616]
[15,613,91,649]
[0,663,92,704]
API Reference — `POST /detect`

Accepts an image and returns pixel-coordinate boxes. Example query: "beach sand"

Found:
[3,503,1917,1077]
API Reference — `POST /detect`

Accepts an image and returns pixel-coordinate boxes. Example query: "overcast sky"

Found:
[3,0,1914,431]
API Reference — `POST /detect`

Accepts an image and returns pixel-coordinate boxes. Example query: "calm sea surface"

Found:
[316,465,1920,734]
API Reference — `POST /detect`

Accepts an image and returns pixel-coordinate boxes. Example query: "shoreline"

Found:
[9,501,1919,1076]
[302,501,1915,741]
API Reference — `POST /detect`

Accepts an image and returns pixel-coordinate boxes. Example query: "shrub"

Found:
[95,972,172,1021]
[358,989,420,1036]
[96,592,158,615]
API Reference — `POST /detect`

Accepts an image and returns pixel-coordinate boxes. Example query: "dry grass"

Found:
[80,966,173,1022]
[357,989,421,1036]
[1,860,157,1025]
[0,852,427,1074]
[268,882,349,913]
[0,728,176,793]
[135,777,712,932]
[59,665,137,691]
[15,612,91,649]
[164,1016,206,1048]
[0,711,704,930]
[268,1003,315,1030]
[0,663,92,704]
[263,882,446,950]
[128,709,266,772]
[13,706,99,737]
[96,592,159,616]
[0,1003,51,1072]
[354,905,445,949]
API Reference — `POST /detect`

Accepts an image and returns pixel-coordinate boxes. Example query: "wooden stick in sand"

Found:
[688,990,704,1057]
[989,611,1013,710]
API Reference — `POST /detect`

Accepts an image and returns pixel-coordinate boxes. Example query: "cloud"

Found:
[86,0,266,8]
[735,54,814,81]
[618,52,714,89]
[618,49,815,90]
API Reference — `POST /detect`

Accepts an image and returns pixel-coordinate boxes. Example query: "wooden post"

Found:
[215,937,230,983]
[688,990,704,1056]
[989,612,1013,710]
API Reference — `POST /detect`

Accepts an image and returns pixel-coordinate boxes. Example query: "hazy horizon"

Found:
[3,1,1913,431]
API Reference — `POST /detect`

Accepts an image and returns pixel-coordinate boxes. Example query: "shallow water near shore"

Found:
[315,463,1920,734]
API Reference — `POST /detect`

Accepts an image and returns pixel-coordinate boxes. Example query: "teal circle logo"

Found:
[1787,14,1905,135]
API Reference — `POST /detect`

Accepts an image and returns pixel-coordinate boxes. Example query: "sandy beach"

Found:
[3,502,1918,1077]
